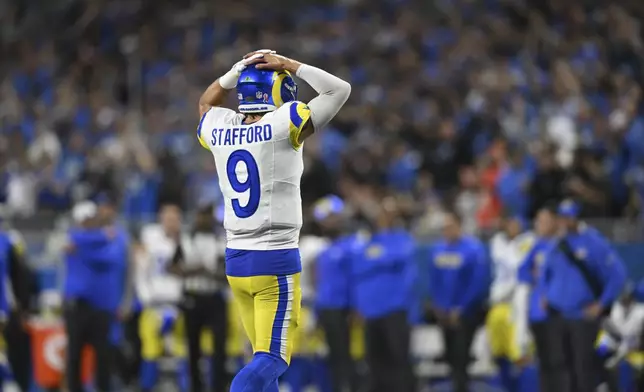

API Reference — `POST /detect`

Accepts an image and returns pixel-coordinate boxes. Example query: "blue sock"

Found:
[140,360,159,391]
[176,359,189,392]
[230,352,288,392]
[515,363,539,392]
[618,361,635,392]
[496,358,514,392]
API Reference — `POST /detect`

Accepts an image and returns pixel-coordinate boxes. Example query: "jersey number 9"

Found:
[226,149,261,218]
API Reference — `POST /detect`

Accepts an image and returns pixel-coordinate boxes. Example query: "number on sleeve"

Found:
[226,149,261,218]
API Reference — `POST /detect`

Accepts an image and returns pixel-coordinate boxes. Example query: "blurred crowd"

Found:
[2,0,644,235]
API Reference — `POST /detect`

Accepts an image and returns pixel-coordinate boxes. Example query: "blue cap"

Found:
[236,65,297,113]
[313,195,345,222]
[557,199,580,218]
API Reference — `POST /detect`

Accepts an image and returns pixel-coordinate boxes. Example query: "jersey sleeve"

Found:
[196,107,239,150]
[286,101,312,150]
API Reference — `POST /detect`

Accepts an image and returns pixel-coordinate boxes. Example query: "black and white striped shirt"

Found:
[173,232,221,295]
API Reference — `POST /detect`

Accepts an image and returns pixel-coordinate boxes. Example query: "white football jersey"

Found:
[490,231,535,304]
[197,101,312,251]
[135,224,183,305]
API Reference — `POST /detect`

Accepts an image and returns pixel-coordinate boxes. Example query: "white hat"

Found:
[71,201,98,223]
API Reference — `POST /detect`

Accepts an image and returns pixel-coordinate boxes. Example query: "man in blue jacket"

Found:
[427,210,489,392]
[94,194,134,388]
[351,198,416,392]
[538,199,626,392]
[313,195,364,392]
[64,201,118,392]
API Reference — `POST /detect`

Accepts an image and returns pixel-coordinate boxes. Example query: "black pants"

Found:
[112,311,142,387]
[5,311,31,391]
[318,309,360,392]
[182,292,228,392]
[537,313,600,392]
[64,299,113,392]
[364,311,415,392]
[440,318,477,392]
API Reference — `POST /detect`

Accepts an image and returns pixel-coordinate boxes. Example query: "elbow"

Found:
[338,80,352,103]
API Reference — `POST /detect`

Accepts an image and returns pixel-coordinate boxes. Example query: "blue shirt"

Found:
[87,226,130,312]
[427,236,489,316]
[540,226,627,319]
[517,237,553,322]
[315,234,365,310]
[64,229,116,304]
[350,229,416,319]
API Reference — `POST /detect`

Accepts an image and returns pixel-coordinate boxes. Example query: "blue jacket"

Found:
[315,234,365,310]
[540,226,626,319]
[427,235,489,316]
[87,227,130,312]
[350,229,416,319]
[64,229,116,304]
[517,237,553,322]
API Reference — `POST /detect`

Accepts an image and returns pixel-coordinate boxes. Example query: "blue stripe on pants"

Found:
[270,275,289,357]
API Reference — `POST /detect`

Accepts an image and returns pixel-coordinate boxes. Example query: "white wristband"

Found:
[219,70,239,90]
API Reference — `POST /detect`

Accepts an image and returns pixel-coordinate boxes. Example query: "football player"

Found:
[196,50,350,392]
[486,215,535,392]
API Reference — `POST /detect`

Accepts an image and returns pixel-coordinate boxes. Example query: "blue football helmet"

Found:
[236,65,298,113]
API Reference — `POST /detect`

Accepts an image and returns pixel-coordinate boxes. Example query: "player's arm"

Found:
[245,51,351,144]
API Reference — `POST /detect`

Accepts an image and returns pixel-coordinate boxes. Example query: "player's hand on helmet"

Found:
[219,53,266,89]
[243,50,300,73]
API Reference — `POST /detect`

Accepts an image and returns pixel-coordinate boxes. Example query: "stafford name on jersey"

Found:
[208,124,273,147]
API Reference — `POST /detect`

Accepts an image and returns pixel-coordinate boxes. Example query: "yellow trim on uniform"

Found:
[271,71,290,109]
[288,102,312,151]
[196,108,211,151]
[197,134,210,150]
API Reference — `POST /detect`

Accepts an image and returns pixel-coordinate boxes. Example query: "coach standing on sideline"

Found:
[95,194,134,386]
[351,197,416,392]
[167,204,229,392]
[538,199,626,392]
[64,201,117,392]
[427,210,490,392]
[313,195,361,392]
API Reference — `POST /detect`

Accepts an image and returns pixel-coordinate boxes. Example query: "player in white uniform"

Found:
[485,216,535,392]
[196,50,350,392]
[134,205,188,391]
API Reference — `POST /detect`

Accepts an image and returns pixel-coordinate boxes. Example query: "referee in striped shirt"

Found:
[167,205,229,392]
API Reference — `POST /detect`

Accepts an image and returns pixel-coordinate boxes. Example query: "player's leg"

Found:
[171,315,190,392]
[506,307,539,392]
[486,303,515,391]
[228,275,261,392]
[139,308,163,392]
[231,273,301,392]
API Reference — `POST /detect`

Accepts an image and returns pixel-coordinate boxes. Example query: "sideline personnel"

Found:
[538,199,626,392]
[64,201,117,392]
[312,195,360,392]
[168,205,229,392]
[427,210,489,392]
[352,198,416,392]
